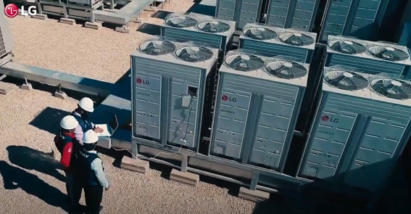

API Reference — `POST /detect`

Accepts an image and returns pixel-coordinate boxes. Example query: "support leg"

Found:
[0,75,14,95]
[238,172,269,202]
[32,2,47,20]
[60,7,76,25]
[84,11,100,30]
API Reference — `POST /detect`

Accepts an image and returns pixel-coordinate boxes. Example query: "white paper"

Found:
[95,124,111,137]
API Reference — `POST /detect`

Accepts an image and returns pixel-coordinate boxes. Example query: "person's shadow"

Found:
[0,161,70,212]
[6,145,65,182]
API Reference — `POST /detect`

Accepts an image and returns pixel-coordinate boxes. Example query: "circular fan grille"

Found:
[225,54,265,71]
[197,21,230,33]
[367,46,410,61]
[243,27,277,40]
[279,33,314,46]
[370,79,411,100]
[139,40,176,55]
[324,71,368,91]
[165,15,197,28]
[265,61,307,79]
[329,40,367,54]
[175,46,213,62]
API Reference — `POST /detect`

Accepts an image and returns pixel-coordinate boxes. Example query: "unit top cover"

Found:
[323,65,411,106]
[220,50,309,87]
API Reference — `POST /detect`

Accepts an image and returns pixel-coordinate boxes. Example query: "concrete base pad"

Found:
[238,187,270,202]
[115,26,130,33]
[54,91,67,99]
[121,156,149,174]
[32,14,47,20]
[84,22,101,30]
[20,83,32,90]
[169,169,199,187]
[60,18,76,25]
[0,83,14,95]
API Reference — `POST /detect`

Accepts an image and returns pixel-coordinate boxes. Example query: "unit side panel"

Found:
[321,0,352,41]
[328,54,406,77]
[344,116,409,191]
[216,0,237,20]
[239,39,309,62]
[291,0,319,31]
[0,0,13,57]
[266,0,291,28]
[350,0,381,34]
[249,83,300,169]
[162,27,223,50]
[212,74,252,159]
[238,0,261,29]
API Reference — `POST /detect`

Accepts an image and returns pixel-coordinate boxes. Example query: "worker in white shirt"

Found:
[75,130,109,214]
[71,97,103,145]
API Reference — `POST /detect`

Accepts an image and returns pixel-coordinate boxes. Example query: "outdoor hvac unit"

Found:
[326,35,411,79]
[161,13,236,56]
[298,65,411,192]
[131,38,218,150]
[210,50,309,171]
[0,0,13,66]
[239,23,317,63]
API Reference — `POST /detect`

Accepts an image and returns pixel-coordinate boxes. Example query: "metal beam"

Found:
[0,62,117,97]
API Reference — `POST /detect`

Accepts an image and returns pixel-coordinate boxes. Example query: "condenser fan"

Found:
[165,15,197,28]
[225,54,265,71]
[175,46,213,62]
[265,60,307,79]
[328,40,367,54]
[139,40,176,55]
[197,21,230,33]
[367,46,410,61]
[370,79,411,100]
[279,32,315,46]
[243,27,277,40]
[324,71,368,91]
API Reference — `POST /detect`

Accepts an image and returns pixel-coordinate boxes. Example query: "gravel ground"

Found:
[0,1,265,214]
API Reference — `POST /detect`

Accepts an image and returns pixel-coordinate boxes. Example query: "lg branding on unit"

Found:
[4,4,37,18]
[222,95,236,102]
[136,78,149,85]
[322,115,339,123]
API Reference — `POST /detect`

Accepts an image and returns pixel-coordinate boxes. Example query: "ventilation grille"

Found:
[175,46,214,62]
[139,39,176,56]
[328,40,367,55]
[370,78,411,100]
[165,14,198,28]
[279,32,315,46]
[367,46,410,61]
[243,26,277,40]
[197,21,230,33]
[225,50,265,71]
[324,68,369,91]
[265,60,307,79]
[0,26,7,57]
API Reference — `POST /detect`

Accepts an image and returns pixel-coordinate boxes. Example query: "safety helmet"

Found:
[83,130,99,144]
[78,97,94,113]
[60,115,79,130]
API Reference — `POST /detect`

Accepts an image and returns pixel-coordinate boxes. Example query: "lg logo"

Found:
[136,78,149,85]
[321,115,339,123]
[222,95,236,102]
[4,4,37,18]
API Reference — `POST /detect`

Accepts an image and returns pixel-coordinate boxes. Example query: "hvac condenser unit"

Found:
[0,0,13,66]
[298,65,411,192]
[131,38,218,150]
[161,13,236,56]
[239,23,317,63]
[210,50,309,171]
[326,35,411,79]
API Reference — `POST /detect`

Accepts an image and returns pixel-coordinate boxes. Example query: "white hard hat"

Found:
[60,115,79,130]
[83,130,99,144]
[78,97,94,113]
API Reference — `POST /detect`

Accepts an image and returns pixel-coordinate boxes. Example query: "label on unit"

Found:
[212,89,252,159]
[217,0,237,20]
[300,109,357,179]
[321,0,352,40]
[291,0,318,31]
[249,95,295,169]
[267,0,291,28]
[350,0,381,33]
[168,80,198,148]
[343,117,407,191]
[134,74,162,139]
[238,0,261,29]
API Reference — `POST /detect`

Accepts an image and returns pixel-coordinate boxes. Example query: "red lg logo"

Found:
[136,78,149,85]
[222,95,236,102]
[136,78,142,84]
[4,4,18,18]
[321,115,329,121]
[222,95,228,101]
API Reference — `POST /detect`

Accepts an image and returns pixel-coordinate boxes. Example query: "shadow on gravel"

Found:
[29,107,71,134]
[6,145,65,183]
[0,161,70,213]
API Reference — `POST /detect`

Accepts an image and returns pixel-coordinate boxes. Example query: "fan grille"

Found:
[324,71,368,91]
[279,33,315,46]
[367,46,410,61]
[329,40,367,55]
[175,46,213,62]
[225,54,265,71]
[370,79,411,100]
[165,15,198,28]
[265,61,307,79]
[243,27,277,40]
[197,21,230,33]
[139,40,176,55]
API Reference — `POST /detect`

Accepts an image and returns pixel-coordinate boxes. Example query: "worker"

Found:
[72,97,103,145]
[54,115,83,212]
[76,130,109,214]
